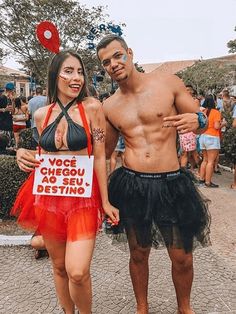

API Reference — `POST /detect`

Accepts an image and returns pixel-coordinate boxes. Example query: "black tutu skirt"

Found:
[108,167,211,253]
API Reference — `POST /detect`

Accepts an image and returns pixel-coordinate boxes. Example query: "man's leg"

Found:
[128,229,151,314]
[167,248,194,314]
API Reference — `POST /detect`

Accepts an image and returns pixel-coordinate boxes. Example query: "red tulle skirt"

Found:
[11,171,104,242]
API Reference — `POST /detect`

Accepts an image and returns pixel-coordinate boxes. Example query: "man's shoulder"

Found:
[103,93,120,113]
[29,95,47,104]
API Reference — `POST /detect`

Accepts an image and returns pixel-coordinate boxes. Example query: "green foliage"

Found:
[0,0,124,85]
[177,60,235,93]
[227,26,236,53]
[0,155,28,217]
[0,129,37,217]
[18,128,38,150]
[222,111,236,164]
[135,62,145,73]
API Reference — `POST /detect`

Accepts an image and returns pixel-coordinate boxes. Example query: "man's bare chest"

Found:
[108,93,175,131]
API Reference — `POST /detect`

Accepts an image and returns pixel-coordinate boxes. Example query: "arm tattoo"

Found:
[92,128,105,143]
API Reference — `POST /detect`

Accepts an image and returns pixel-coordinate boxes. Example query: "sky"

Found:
[4,0,236,69]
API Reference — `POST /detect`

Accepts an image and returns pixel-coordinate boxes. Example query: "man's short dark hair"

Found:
[35,87,43,95]
[96,35,128,56]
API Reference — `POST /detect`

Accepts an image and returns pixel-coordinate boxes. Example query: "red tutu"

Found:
[11,171,104,242]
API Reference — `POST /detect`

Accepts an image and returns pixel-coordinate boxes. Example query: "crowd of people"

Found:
[0,33,235,314]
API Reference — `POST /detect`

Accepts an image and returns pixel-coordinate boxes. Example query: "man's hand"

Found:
[163,113,198,133]
[17,148,39,172]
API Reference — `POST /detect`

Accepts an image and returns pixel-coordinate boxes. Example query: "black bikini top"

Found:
[39,99,92,154]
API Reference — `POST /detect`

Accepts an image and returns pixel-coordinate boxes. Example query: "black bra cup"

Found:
[39,99,88,152]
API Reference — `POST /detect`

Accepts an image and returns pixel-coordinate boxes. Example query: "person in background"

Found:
[179,85,201,172]
[12,97,28,148]
[230,105,236,189]
[109,134,125,173]
[28,86,47,143]
[0,82,14,146]
[199,95,226,187]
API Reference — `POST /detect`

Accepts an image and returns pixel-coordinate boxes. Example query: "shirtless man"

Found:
[16,35,210,314]
[96,35,210,314]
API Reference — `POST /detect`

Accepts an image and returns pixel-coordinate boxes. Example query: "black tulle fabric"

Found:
[108,167,211,253]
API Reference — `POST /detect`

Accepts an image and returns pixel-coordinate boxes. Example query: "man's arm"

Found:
[163,75,207,133]
[103,100,120,158]
[105,118,119,158]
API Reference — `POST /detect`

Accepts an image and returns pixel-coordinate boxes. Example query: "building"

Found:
[0,65,30,97]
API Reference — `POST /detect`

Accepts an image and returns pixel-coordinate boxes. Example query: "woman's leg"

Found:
[44,238,74,314]
[65,238,96,314]
[13,131,20,148]
[199,150,207,181]
[205,149,219,185]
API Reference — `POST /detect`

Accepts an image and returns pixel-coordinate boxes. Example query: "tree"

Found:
[227,26,236,53]
[177,60,235,93]
[0,0,125,85]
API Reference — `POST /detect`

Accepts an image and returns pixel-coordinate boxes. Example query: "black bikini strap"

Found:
[56,98,76,122]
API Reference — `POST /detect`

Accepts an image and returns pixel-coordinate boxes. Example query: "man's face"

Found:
[98,40,132,83]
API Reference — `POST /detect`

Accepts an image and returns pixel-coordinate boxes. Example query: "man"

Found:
[222,89,234,113]
[0,82,14,146]
[96,35,209,314]
[179,84,201,171]
[16,35,209,314]
[28,86,47,142]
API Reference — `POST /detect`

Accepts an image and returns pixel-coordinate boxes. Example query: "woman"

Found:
[12,97,28,147]
[199,95,225,187]
[12,50,119,314]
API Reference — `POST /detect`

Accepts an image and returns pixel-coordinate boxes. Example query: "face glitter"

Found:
[122,54,127,62]
[59,73,70,81]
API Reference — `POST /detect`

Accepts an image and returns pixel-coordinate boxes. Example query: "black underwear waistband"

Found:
[122,167,181,179]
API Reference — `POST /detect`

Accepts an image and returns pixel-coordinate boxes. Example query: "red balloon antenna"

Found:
[36,21,60,53]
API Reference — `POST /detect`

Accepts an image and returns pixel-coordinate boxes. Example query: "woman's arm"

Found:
[88,99,119,224]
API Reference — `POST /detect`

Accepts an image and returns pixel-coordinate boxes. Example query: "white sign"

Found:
[33,154,94,197]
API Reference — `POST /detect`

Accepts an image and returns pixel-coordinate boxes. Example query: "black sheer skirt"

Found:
[107,167,211,253]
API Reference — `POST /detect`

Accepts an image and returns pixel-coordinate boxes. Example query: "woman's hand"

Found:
[17,148,39,172]
[103,203,120,225]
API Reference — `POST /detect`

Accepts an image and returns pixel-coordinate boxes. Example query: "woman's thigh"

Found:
[65,238,96,273]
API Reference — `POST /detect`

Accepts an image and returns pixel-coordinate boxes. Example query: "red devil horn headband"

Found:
[36,21,60,54]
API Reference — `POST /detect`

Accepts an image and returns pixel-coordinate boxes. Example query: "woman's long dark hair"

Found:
[202,95,216,117]
[14,97,21,109]
[47,50,88,104]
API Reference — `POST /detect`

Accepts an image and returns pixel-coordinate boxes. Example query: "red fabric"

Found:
[36,21,60,54]
[78,103,92,157]
[11,172,37,231]
[11,101,104,242]
[11,171,103,241]
[13,125,26,132]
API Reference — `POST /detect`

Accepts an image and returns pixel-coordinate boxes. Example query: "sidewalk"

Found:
[0,170,235,314]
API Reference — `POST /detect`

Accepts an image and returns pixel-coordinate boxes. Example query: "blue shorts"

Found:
[199,134,220,150]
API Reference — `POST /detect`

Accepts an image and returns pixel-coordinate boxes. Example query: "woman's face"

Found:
[57,55,85,103]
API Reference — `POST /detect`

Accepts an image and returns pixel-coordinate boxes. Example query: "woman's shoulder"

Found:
[82,97,102,112]
[34,103,50,118]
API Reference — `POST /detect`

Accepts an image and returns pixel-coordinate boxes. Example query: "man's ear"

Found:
[127,48,133,58]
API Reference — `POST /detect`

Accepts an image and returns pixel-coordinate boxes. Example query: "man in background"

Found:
[28,86,47,143]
